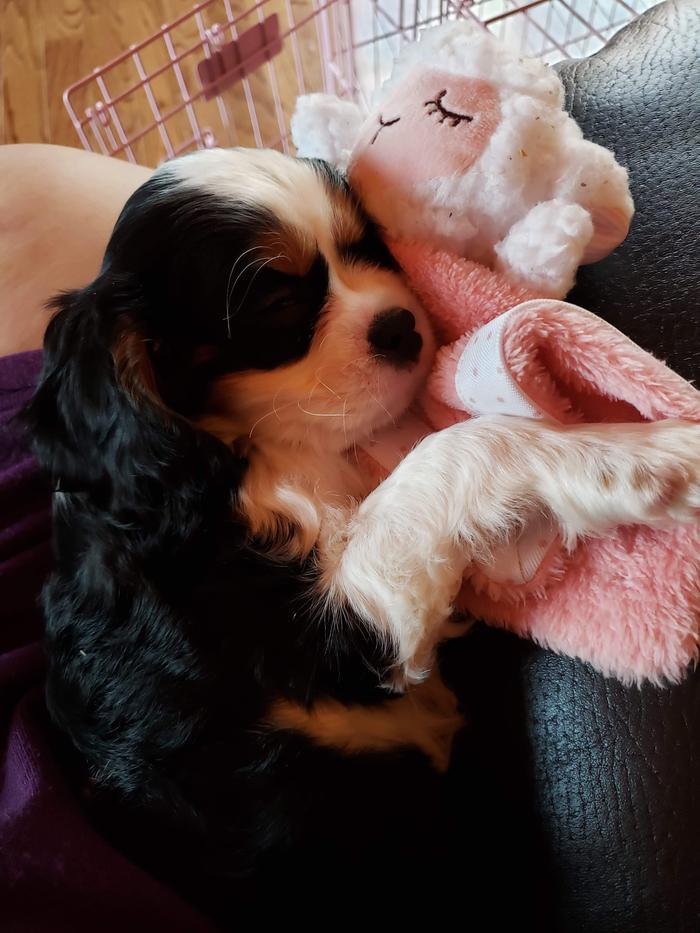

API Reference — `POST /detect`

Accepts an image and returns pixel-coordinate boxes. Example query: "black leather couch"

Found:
[444,4,700,930]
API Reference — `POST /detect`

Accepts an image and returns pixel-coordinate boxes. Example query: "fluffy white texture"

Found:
[494,201,595,295]
[317,418,700,686]
[375,19,563,107]
[167,146,341,252]
[180,149,435,556]
[290,94,365,171]
[204,275,435,554]
[291,21,634,297]
[399,92,632,293]
[168,148,700,692]
[206,264,434,558]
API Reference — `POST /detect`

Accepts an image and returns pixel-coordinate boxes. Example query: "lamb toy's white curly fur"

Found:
[292,21,634,297]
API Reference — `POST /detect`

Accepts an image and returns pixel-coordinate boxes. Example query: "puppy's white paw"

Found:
[621,422,700,526]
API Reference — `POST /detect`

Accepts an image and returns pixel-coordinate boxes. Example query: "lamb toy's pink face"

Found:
[350,68,501,192]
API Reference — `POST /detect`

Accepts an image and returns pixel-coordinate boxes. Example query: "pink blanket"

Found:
[361,241,700,684]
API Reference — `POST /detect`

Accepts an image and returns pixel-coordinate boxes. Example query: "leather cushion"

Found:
[495,4,700,930]
[561,0,700,382]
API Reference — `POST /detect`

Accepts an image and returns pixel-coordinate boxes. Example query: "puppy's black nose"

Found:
[368,308,422,367]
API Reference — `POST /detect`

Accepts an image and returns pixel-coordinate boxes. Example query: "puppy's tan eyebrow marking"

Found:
[257,224,315,276]
[338,226,400,271]
[330,197,364,247]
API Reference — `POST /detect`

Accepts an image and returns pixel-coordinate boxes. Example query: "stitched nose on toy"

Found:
[368,308,422,367]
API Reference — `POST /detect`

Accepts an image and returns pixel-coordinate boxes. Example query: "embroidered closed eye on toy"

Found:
[292,22,700,684]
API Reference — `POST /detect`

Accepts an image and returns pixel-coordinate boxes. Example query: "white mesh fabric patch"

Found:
[455,309,546,419]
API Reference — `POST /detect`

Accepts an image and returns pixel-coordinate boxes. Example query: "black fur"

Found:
[339,223,401,271]
[23,162,451,924]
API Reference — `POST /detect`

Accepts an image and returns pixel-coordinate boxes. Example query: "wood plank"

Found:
[2,0,50,145]
[1,0,339,157]
[42,0,86,149]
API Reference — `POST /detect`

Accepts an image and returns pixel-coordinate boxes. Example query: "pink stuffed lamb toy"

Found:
[292,22,700,684]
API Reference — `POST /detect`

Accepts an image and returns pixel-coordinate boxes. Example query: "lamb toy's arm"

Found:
[290,93,365,172]
[493,199,594,299]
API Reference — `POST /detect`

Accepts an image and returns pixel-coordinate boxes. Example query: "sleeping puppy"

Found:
[25,148,700,921]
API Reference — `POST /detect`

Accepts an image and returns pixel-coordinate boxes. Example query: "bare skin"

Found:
[0,144,151,357]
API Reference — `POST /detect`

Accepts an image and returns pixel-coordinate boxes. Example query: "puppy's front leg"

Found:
[320,417,700,687]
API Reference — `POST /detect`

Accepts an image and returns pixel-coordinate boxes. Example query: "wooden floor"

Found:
[1,0,327,164]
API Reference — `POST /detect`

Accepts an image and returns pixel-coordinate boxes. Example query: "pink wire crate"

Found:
[64,0,656,167]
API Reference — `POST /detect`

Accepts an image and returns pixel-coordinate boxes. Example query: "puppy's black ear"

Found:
[24,272,240,516]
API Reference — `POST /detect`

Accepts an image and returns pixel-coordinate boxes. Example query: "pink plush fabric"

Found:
[391,240,537,342]
[362,241,700,684]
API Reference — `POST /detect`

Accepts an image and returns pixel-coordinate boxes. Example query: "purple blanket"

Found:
[0,352,214,932]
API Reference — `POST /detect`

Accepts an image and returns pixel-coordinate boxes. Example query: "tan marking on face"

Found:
[258,224,316,276]
[331,193,364,246]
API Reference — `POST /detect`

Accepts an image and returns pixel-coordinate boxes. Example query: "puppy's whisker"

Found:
[314,370,343,400]
[248,400,296,438]
[308,374,350,414]
[297,403,348,418]
[226,250,273,323]
[272,384,285,423]
[342,397,349,452]
[233,254,285,319]
[224,245,266,338]
[307,378,321,407]
[366,387,396,426]
[341,353,379,374]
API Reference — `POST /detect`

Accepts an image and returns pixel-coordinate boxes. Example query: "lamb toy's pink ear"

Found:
[291,93,365,171]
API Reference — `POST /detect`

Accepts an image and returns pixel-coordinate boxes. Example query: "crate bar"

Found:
[217,2,263,150]
[496,0,570,58]
[64,0,649,161]
[131,48,176,159]
[342,0,359,99]
[313,0,332,93]
[69,0,338,154]
[92,74,137,161]
[68,0,338,132]
[255,2,290,151]
[284,0,307,97]
[351,13,446,50]
[171,132,207,157]
[614,0,639,15]
[92,101,120,156]
[194,8,234,147]
[334,0,357,98]
[557,0,609,43]
[469,0,571,58]
[370,1,417,42]
[63,87,92,149]
[85,108,110,155]
[162,26,207,149]
[61,1,276,128]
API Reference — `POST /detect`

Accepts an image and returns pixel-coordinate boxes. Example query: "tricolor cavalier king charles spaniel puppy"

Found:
[25,148,700,923]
